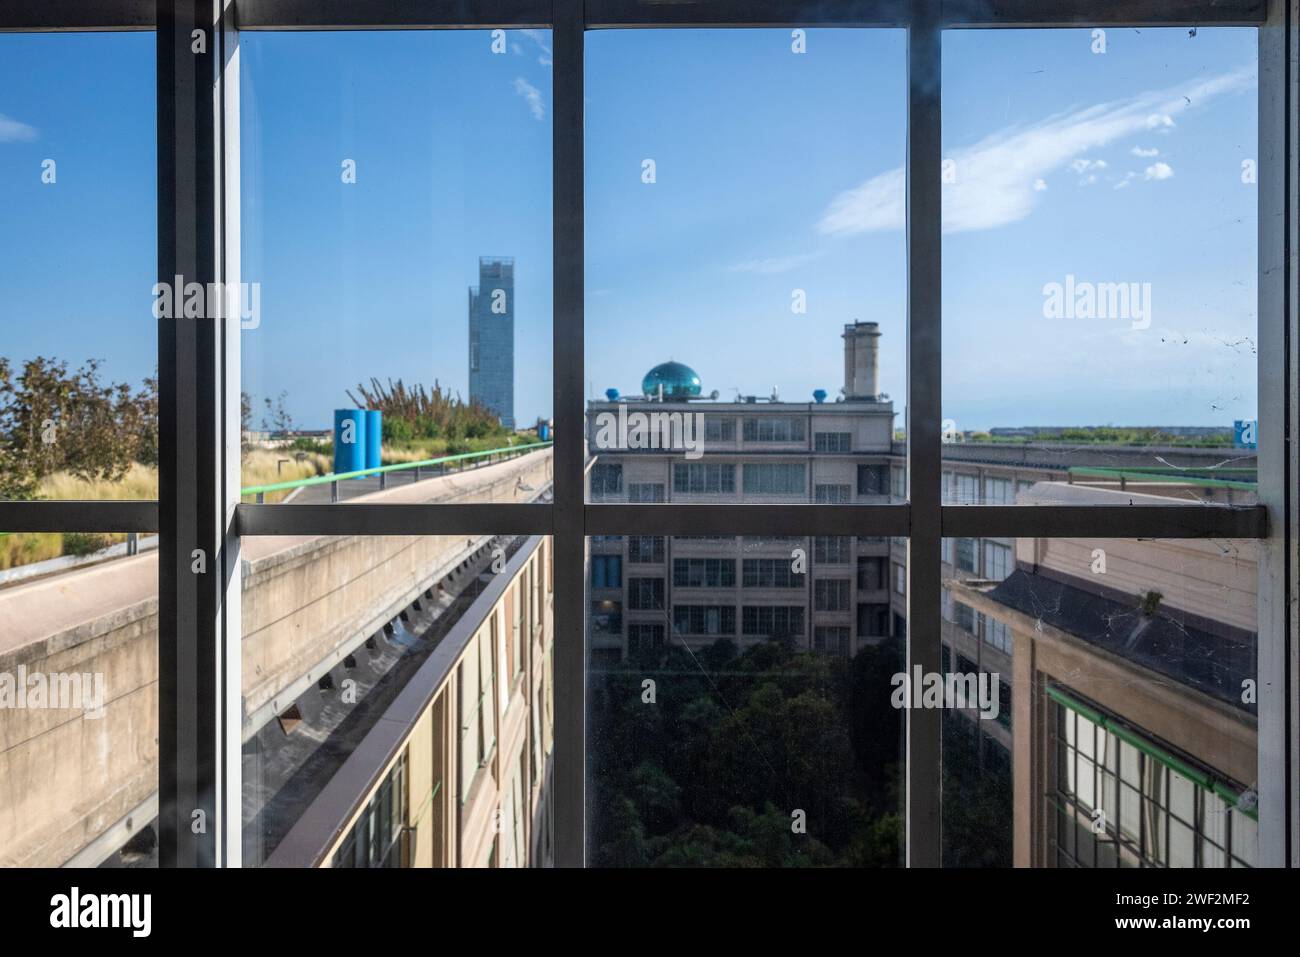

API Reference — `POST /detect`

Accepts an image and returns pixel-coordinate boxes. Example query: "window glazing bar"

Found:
[905,5,943,868]
[235,0,552,30]
[157,0,229,868]
[552,0,586,869]
[1256,0,1298,867]
[585,503,910,536]
[0,501,158,533]
[585,0,909,28]
[237,502,554,536]
[941,504,1267,539]
[941,0,1265,27]
[0,0,154,30]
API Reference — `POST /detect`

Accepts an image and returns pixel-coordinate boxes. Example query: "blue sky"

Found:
[1,26,1257,432]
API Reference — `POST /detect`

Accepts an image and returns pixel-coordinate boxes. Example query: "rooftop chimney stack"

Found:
[842,321,881,399]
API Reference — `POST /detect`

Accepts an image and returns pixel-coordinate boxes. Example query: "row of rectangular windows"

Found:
[590,463,891,496]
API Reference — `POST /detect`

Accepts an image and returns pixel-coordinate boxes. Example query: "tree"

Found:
[0,356,158,498]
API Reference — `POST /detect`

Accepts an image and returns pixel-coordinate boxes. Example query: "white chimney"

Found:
[842,321,881,399]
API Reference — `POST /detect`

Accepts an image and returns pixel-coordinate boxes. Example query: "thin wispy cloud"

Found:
[728,251,824,274]
[513,77,545,120]
[1131,145,1160,157]
[519,28,552,67]
[816,65,1254,236]
[0,113,37,142]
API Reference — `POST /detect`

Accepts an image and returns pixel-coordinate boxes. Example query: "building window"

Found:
[814,536,852,564]
[984,615,1012,654]
[673,605,735,637]
[814,431,851,452]
[983,540,1012,581]
[857,603,889,638]
[984,477,1012,505]
[955,474,979,505]
[955,538,977,573]
[743,417,806,442]
[857,464,889,495]
[891,466,906,498]
[590,601,623,637]
[814,626,851,655]
[815,484,852,503]
[941,538,954,565]
[742,606,805,637]
[743,463,806,495]
[627,536,664,563]
[628,623,665,653]
[1049,690,1256,869]
[814,578,850,611]
[590,554,622,589]
[590,463,623,498]
[628,482,665,503]
[674,462,735,494]
[626,577,664,611]
[705,416,736,442]
[673,557,736,588]
[857,556,887,591]
[743,558,805,588]
[333,752,408,868]
[953,601,977,634]
[894,563,906,596]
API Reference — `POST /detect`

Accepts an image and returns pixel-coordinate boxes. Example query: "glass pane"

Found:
[585,29,906,504]
[939,536,1258,868]
[242,532,553,868]
[0,529,159,866]
[240,30,553,506]
[0,33,157,502]
[940,28,1258,505]
[587,534,906,866]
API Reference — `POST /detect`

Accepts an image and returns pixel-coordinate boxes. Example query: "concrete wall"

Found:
[0,448,551,867]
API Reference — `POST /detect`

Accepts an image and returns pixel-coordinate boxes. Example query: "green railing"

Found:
[241,440,553,502]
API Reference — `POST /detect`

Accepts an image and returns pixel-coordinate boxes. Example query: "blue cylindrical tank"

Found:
[364,409,383,470]
[538,423,550,442]
[333,409,367,475]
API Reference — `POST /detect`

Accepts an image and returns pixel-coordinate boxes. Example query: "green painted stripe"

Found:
[1067,466,1256,490]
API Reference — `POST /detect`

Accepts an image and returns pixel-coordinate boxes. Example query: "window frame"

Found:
[0,0,1290,870]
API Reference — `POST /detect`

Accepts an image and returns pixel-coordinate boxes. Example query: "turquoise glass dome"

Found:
[642,361,702,399]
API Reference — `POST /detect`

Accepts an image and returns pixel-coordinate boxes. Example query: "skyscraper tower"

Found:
[468,256,516,429]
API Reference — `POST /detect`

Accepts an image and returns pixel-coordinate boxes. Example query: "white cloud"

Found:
[1146,113,1176,130]
[728,251,824,274]
[1069,158,1107,174]
[520,28,552,66]
[0,113,37,142]
[817,65,1252,236]
[1145,161,1174,180]
[1131,145,1160,157]
[513,77,545,121]
[1033,178,1048,191]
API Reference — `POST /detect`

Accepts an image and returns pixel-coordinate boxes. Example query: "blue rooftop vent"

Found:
[605,388,620,402]
[812,389,828,404]
[642,361,702,400]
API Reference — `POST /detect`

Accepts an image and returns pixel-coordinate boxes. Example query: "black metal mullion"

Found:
[157,0,222,868]
[906,3,944,868]
[552,0,585,868]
